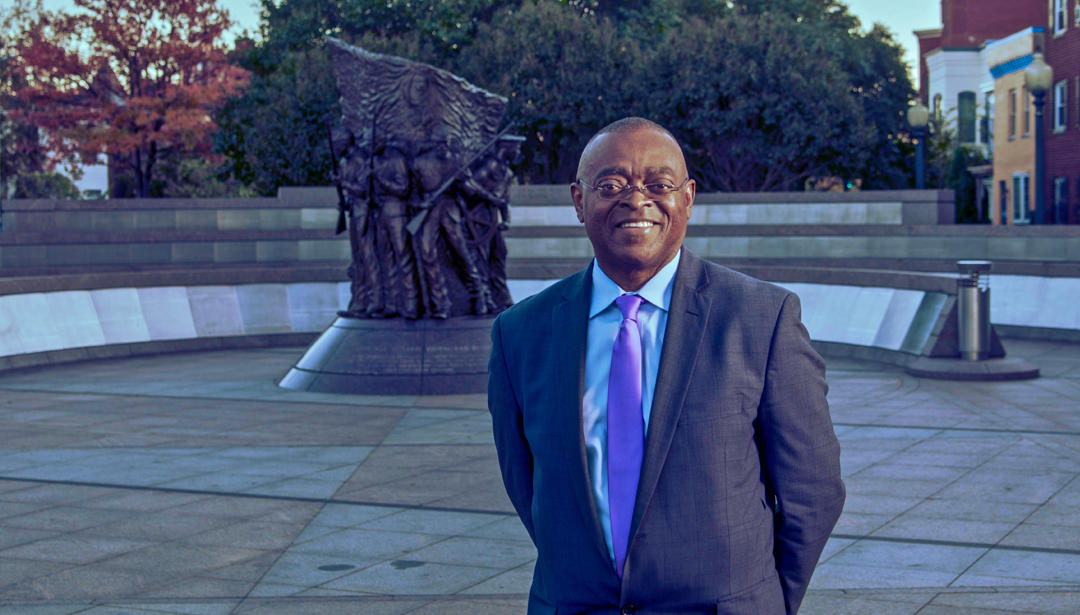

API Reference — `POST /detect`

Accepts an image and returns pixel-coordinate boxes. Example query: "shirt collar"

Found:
[589,250,681,318]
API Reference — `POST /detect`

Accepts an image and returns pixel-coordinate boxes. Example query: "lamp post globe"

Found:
[907,103,930,190]
[1025,53,1053,224]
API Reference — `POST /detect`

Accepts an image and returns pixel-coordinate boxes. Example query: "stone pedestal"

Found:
[278,315,494,395]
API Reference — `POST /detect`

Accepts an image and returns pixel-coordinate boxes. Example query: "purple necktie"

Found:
[608,293,644,579]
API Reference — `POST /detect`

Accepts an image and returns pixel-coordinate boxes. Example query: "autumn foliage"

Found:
[12,0,248,196]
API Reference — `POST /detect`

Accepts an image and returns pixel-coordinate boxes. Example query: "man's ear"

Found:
[570,182,586,223]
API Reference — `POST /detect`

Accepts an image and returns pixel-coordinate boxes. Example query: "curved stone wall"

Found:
[1,186,1077,372]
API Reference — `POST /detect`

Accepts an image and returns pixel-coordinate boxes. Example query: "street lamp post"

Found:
[907,103,930,190]
[1025,52,1053,224]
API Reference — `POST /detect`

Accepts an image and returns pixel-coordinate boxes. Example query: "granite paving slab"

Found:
[0,340,1076,612]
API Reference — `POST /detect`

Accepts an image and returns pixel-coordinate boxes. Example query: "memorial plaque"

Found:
[280,316,495,395]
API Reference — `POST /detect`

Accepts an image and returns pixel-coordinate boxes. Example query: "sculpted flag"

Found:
[326,38,507,161]
[325,37,515,320]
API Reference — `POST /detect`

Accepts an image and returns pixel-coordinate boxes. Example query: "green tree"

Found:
[731,0,917,189]
[648,12,875,191]
[217,0,477,194]
[457,1,644,182]
[844,23,917,189]
[214,0,918,193]
[945,145,988,223]
[1,0,46,199]
[14,171,81,199]
[152,153,256,198]
[216,47,339,195]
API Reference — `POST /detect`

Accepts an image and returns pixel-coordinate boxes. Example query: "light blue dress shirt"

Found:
[583,251,680,565]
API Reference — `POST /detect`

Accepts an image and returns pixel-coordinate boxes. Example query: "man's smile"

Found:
[616,220,660,229]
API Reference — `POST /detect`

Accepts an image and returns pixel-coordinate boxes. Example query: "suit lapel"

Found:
[552,264,611,560]
[631,250,711,538]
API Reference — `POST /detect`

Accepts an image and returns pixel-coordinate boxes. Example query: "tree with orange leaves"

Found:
[11,0,248,197]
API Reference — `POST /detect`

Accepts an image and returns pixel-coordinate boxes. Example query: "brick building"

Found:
[984,29,1044,224]
[1045,0,1080,224]
[917,0,1079,225]
[915,0,1046,151]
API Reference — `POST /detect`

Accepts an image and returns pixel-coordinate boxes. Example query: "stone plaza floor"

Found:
[0,338,1077,614]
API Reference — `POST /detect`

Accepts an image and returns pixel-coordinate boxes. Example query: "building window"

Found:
[1054,178,1069,224]
[999,180,1008,224]
[1076,0,1080,25]
[932,93,943,129]
[1076,175,1080,223]
[1013,174,1030,224]
[1009,88,1017,138]
[1055,0,1068,34]
[1023,86,1031,136]
[958,91,977,142]
[982,92,995,151]
[1055,81,1068,131]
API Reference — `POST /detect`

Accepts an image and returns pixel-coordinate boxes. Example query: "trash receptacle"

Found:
[956,260,992,361]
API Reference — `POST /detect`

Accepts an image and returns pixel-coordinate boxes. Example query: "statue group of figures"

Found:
[339,132,521,319]
[328,38,520,320]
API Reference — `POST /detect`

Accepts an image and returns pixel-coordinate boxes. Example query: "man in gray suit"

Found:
[488,117,844,614]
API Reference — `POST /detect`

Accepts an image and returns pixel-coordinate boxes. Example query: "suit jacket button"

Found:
[621,605,638,614]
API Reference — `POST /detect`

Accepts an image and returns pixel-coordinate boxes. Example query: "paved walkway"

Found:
[0,338,1077,614]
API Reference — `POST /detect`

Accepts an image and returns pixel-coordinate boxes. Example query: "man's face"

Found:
[571,127,695,287]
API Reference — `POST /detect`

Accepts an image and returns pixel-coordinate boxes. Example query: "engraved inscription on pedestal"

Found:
[280,316,495,394]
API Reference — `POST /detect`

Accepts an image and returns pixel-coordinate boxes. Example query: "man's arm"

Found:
[757,292,845,614]
[488,315,536,542]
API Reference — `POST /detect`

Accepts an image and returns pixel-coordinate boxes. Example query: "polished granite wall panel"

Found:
[259,209,301,230]
[777,283,918,350]
[90,288,151,344]
[3,293,63,353]
[702,237,751,258]
[170,242,216,264]
[175,210,218,230]
[873,290,927,351]
[255,241,301,263]
[993,275,1080,330]
[213,241,257,263]
[217,210,261,231]
[286,283,344,332]
[0,296,22,356]
[300,209,338,230]
[236,284,292,334]
[187,286,244,337]
[133,210,178,230]
[297,240,350,261]
[46,290,107,349]
[505,237,593,259]
[138,287,198,340]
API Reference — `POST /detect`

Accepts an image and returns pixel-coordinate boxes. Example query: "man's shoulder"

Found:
[495,268,587,327]
[689,254,793,302]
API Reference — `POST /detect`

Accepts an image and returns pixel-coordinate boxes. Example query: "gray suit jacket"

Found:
[488,249,844,614]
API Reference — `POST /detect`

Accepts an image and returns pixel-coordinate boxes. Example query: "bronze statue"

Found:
[459,135,524,312]
[326,38,515,319]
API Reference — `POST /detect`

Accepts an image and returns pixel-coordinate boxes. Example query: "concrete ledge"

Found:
[0,264,348,295]
[0,281,349,361]
[996,324,1080,343]
[0,332,319,374]
[904,357,1041,381]
[812,340,919,367]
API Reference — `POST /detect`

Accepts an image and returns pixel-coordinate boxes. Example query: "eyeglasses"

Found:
[576,177,691,199]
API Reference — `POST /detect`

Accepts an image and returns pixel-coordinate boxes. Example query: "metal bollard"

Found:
[956,261,992,361]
